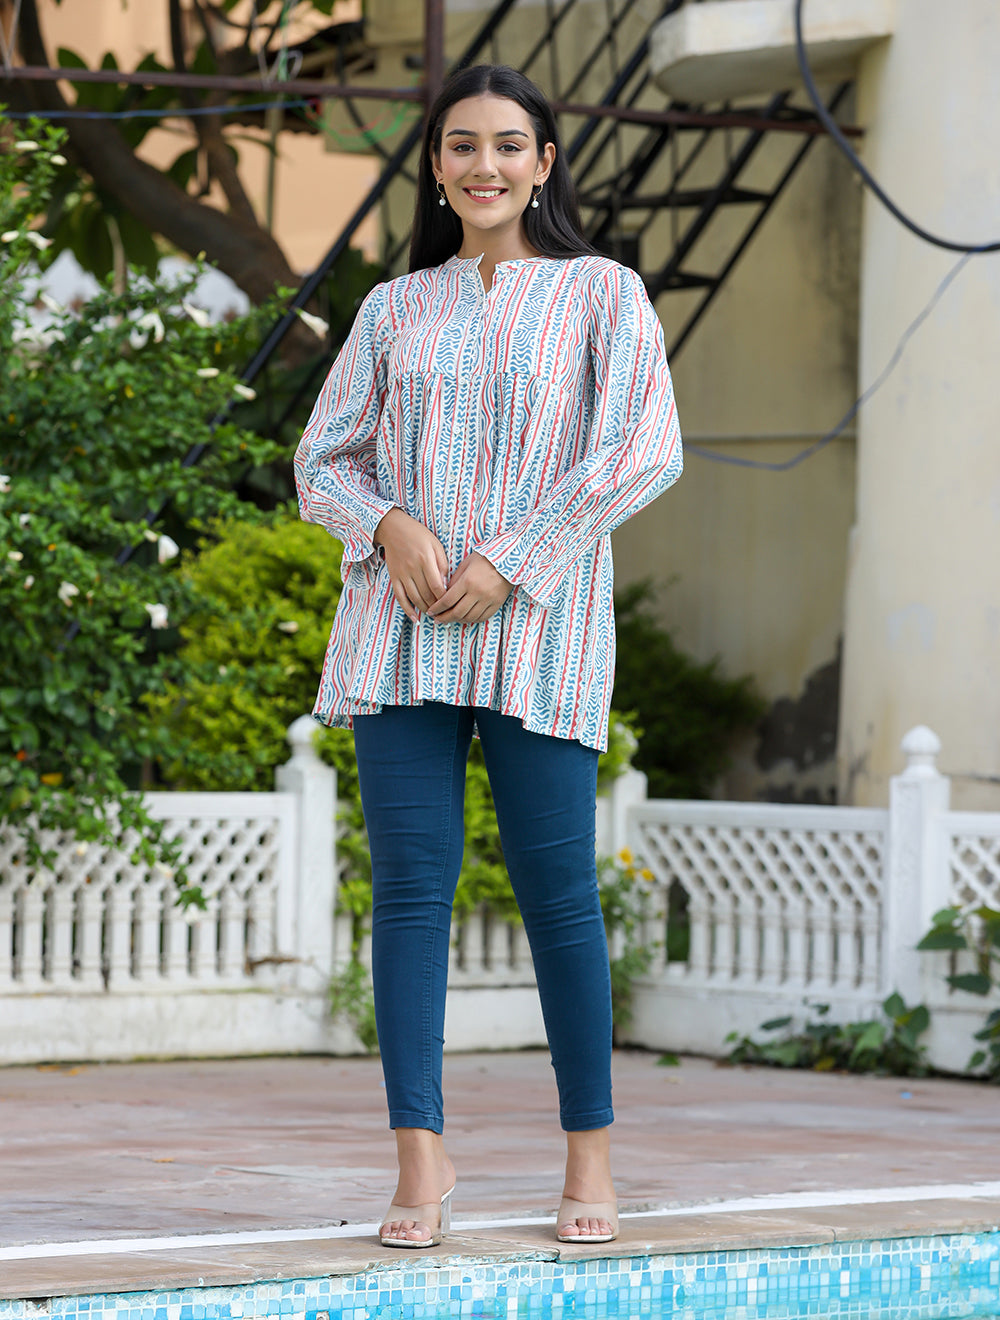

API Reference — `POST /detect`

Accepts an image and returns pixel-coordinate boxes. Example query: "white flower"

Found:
[23,575,34,590]
[296,308,330,338]
[154,862,175,879]
[58,580,80,606]
[232,382,257,401]
[157,534,179,564]
[0,474,10,493]
[277,620,299,634]
[195,367,220,379]
[14,324,64,349]
[75,842,89,858]
[129,311,165,349]
[1,231,19,244]
[50,154,68,167]
[183,301,212,328]
[25,232,53,251]
[39,292,63,314]
[14,140,39,152]
[144,602,169,629]
[8,550,24,562]
[143,528,159,543]
[140,311,165,341]
[18,513,30,526]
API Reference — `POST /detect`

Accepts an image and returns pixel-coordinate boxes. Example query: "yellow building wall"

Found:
[617,115,860,801]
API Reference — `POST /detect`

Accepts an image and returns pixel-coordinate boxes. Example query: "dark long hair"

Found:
[409,64,596,273]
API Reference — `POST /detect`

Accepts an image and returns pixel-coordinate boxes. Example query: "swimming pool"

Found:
[1,1232,998,1320]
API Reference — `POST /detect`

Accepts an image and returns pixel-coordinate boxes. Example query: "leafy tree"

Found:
[0,117,281,871]
[4,1,357,319]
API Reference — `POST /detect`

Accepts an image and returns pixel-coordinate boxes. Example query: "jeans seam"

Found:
[418,706,465,1128]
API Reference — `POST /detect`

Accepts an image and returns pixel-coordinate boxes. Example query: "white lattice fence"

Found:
[0,794,294,995]
[947,815,1000,911]
[632,801,888,993]
[918,812,1000,1014]
[622,800,891,1056]
[0,722,342,1064]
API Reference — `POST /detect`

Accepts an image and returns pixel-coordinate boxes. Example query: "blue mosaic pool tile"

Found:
[2,1233,1000,1320]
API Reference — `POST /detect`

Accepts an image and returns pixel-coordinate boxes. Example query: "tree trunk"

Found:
[13,0,321,360]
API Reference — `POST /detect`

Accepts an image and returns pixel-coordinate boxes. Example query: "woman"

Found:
[294,63,682,1250]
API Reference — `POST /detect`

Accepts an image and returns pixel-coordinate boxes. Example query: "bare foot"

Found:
[380,1128,456,1245]
[558,1127,617,1239]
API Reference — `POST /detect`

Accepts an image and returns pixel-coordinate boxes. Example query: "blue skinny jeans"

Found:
[352,702,614,1135]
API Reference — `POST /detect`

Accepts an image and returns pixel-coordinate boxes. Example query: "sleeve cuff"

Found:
[340,498,399,564]
[475,543,559,609]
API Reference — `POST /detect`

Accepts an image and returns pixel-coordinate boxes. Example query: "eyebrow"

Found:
[444,128,530,139]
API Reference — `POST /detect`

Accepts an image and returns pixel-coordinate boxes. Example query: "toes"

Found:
[559,1217,612,1237]
[381,1218,430,1242]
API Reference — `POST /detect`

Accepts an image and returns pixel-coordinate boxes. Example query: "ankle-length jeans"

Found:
[352,702,614,1135]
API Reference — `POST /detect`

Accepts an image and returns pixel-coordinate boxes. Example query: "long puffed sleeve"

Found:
[473,263,682,607]
[294,284,398,563]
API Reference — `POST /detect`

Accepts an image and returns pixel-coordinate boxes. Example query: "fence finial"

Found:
[286,713,320,765]
[900,725,942,779]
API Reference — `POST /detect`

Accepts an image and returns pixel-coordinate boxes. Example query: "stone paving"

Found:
[1,1049,999,1298]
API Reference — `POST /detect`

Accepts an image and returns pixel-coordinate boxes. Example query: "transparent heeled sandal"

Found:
[379,1183,455,1249]
[555,1196,619,1244]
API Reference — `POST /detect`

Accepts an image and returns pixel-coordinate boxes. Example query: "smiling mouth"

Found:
[464,187,508,201]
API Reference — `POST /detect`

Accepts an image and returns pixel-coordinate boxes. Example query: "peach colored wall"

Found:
[32,0,377,269]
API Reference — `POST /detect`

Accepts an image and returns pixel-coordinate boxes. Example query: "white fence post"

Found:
[884,725,951,1005]
[275,715,337,994]
[596,766,648,857]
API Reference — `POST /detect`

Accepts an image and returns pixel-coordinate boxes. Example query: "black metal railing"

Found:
[236,0,859,447]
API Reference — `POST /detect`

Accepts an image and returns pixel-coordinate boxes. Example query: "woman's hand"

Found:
[374,508,449,623]
[427,552,512,624]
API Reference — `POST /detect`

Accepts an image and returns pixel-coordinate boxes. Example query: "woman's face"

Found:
[433,94,555,242]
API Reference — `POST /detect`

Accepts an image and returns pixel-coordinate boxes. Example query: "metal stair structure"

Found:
[254,0,854,438]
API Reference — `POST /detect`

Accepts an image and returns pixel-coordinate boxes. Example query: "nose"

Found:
[473,148,499,177]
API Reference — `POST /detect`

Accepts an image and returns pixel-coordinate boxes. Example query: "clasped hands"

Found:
[374,508,513,625]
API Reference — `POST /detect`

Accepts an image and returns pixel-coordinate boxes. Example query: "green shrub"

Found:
[918,905,1000,1082]
[598,850,656,1037]
[611,581,764,799]
[726,995,931,1077]
[0,116,280,870]
[147,512,347,790]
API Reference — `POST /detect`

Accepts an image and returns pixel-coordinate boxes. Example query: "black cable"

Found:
[794,0,1000,254]
[684,251,972,471]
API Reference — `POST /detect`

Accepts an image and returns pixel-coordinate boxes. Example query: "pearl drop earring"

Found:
[531,184,543,209]
[437,181,447,207]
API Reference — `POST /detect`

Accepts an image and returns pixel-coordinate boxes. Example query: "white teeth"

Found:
[467,189,504,198]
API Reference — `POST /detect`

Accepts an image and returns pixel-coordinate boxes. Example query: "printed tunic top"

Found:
[294,251,683,751]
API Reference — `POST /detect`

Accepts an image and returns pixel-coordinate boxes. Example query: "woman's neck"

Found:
[458,225,540,291]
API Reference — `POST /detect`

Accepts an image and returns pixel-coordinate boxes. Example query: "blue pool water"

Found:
[2,1233,998,1320]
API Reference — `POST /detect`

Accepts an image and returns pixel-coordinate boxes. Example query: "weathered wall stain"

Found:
[753,643,842,803]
